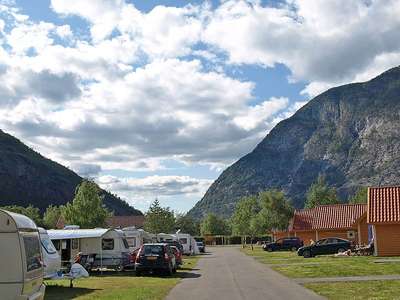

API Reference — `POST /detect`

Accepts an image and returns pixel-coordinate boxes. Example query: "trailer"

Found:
[47,228,130,271]
[38,227,62,279]
[0,209,46,300]
[121,227,155,251]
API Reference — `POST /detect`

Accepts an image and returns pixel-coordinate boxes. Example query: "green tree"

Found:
[175,213,200,236]
[1,205,43,226]
[304,175,340,208]
[349,187,368,204]
[256,189,294,231]
[62,180,111,228]
[43,205,63,229]
[200,213,230,236]
[231,195,260,244]
[144,199,175,234]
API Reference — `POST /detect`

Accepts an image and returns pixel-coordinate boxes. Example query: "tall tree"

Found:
[144,199,175,234]
[231,195,260,237]
[43,205,63,229]
[200,213,230,236]
[62,180,111,228]
[175,213,200,236]
[349,187,368,204]
[304,175,340,208]
[257,189,294,231]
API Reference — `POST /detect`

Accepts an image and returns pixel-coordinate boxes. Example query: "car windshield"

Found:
[40,235,57,254]
[143,245,164,255]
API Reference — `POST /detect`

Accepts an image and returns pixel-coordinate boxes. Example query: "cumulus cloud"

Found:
[96,175,213,204]
[0,0,400,206]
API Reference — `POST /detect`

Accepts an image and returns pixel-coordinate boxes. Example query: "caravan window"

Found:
[122,238,129,249]
[41,236,57,254]
[23,235,42,272]
[127,237,137,248]
[102,239,114,250]
[72,239,79,250]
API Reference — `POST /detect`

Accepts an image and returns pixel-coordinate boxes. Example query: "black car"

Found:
[263,237,303,252]
[196,241,205,253]
[297,238,352,258]
[135,243,177,276]
[164,240,184,254]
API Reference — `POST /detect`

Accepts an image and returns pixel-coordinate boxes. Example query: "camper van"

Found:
[122,227,154,251]
[48,228,130,270]
[156,233,175,242]
[0,209,46,300]
[38,228,61,279]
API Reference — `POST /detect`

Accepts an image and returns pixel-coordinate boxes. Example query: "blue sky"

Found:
[1,0,399,213]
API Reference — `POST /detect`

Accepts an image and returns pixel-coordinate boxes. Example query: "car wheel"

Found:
[303,250,312,258]
[338,248,346,253]
[135,270,142,276]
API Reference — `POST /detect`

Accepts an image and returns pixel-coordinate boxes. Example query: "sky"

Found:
[0,0,400,214]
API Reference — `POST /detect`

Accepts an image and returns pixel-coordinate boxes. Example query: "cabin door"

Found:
[61,239,71,263]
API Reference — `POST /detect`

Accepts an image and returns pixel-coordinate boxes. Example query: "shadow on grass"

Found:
[45,285,99,300]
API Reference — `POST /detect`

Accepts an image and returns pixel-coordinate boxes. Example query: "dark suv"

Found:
[263,237,303,252]
[297,238,351,258]
[135,243,176,276]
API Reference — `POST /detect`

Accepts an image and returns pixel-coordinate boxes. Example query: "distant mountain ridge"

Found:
[0,130,142,216]
[188,66,400,219]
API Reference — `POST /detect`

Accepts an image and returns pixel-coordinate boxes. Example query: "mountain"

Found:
[0,130,142,216]
[189,66,400,219]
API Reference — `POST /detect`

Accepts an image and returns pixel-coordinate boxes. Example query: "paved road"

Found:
[166,247,324,300]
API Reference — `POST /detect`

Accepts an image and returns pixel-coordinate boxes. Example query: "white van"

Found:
[38,228,61,279]
[0,209,46,300]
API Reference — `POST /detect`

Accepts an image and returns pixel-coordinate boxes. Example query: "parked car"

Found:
[171,246,183,266]
[263,237,303,252]
[196,241,205,253]
[135,243,176,276]
[297,238,352,258]
[164,240,184,254]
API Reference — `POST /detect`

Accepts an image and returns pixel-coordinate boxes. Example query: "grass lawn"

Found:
[304,280,400,300]
[45,255,199,300]
[242,246,400,278]
[242,246,400,299]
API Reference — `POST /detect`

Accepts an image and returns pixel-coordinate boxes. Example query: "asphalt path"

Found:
[166,246,324,300]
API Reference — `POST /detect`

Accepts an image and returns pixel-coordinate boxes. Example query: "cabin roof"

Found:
[290,203,367,231]
[368,186,400,224]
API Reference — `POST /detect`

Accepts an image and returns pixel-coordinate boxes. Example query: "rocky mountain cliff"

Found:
[189,66,400,219]
[0,130,142,215]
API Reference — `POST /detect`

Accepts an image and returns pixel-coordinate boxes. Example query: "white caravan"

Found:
[173,233,197,255]
[47,228,130,270]
[0,209,46,300]
[156,233,175,242]
[122,227,154,251]
[38,228,61,279]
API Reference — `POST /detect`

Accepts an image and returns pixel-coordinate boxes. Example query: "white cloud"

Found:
[1,0,400,207]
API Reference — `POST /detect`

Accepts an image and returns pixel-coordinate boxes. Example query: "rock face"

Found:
[188,66,400,219]
[0,130,142,215]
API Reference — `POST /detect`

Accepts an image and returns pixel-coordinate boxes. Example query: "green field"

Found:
[242,246,400,299]
[304,281,400,300]
[45,256,199,300]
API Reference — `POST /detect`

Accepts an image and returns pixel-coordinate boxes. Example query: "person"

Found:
[310,239,315,246]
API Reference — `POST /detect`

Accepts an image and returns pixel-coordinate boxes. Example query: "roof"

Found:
[106,215,145,228]
[47,228,112,240]
[368,186,400,224]
[290,204,367,231]
[0,209,37,230]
